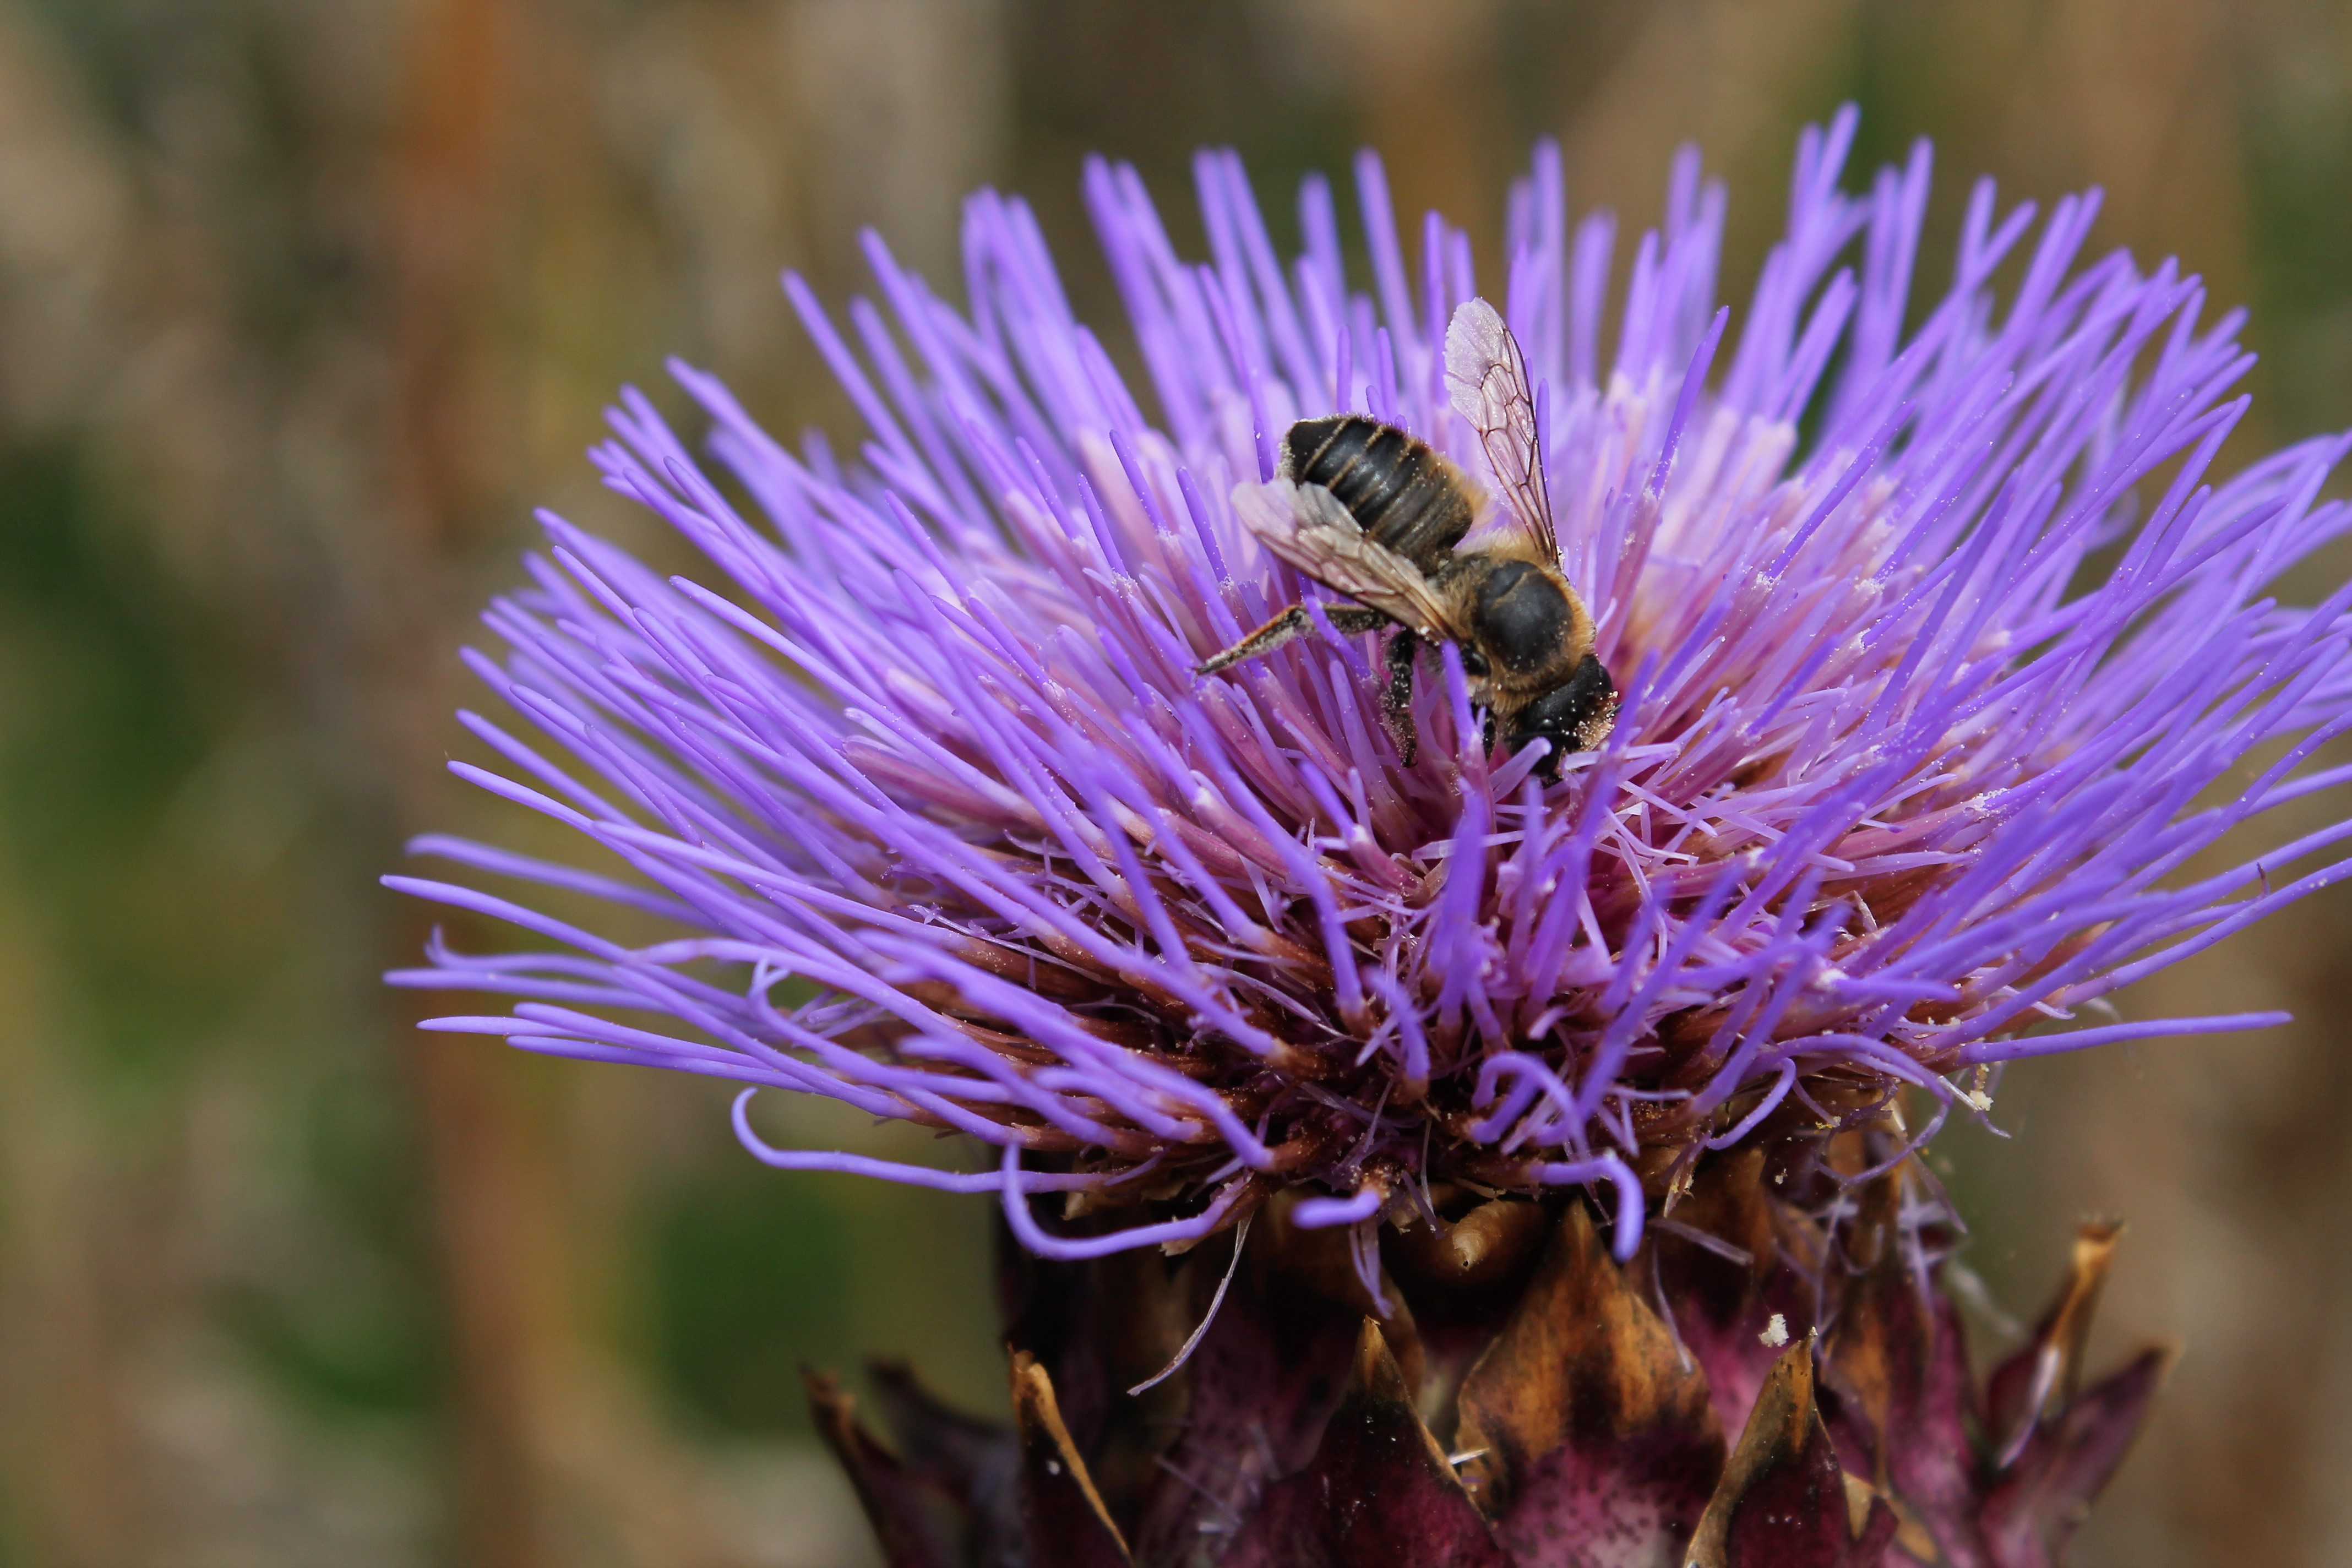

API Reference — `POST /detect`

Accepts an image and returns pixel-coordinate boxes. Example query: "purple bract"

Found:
[389,107,2352,1264]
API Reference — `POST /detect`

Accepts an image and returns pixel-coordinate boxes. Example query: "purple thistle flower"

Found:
[389,106,2352,1271]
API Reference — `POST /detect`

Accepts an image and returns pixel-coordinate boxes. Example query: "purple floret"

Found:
[389,107,2352,1261]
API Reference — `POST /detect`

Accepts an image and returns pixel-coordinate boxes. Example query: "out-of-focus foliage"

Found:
[2,3,2350,1565]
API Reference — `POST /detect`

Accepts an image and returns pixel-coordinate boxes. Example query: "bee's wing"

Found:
[1233,479,1467,641]
[1445,297,1558,561]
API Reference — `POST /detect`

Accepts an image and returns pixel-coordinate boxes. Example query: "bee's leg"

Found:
[1322,606,1391,636]
[1196,605,1311,674]
[1197,603,1391,674]
[1382,629,1422,764]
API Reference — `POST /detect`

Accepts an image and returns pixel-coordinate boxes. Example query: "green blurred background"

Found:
[4,1,2352,1563]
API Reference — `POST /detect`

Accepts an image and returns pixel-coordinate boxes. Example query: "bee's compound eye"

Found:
[1510,686,1574,742]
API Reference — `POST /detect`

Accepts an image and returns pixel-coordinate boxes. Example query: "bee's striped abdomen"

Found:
[1283,416,1474,574]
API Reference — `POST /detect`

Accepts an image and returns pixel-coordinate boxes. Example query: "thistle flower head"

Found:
[391,107,2352,1268]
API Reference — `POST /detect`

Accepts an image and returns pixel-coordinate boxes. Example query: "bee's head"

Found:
[1503,654,1619,777]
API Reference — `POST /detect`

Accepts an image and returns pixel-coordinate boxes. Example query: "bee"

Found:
[1197,297,1616,774]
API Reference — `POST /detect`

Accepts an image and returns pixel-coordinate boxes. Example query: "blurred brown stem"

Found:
[389,2,553,1565]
